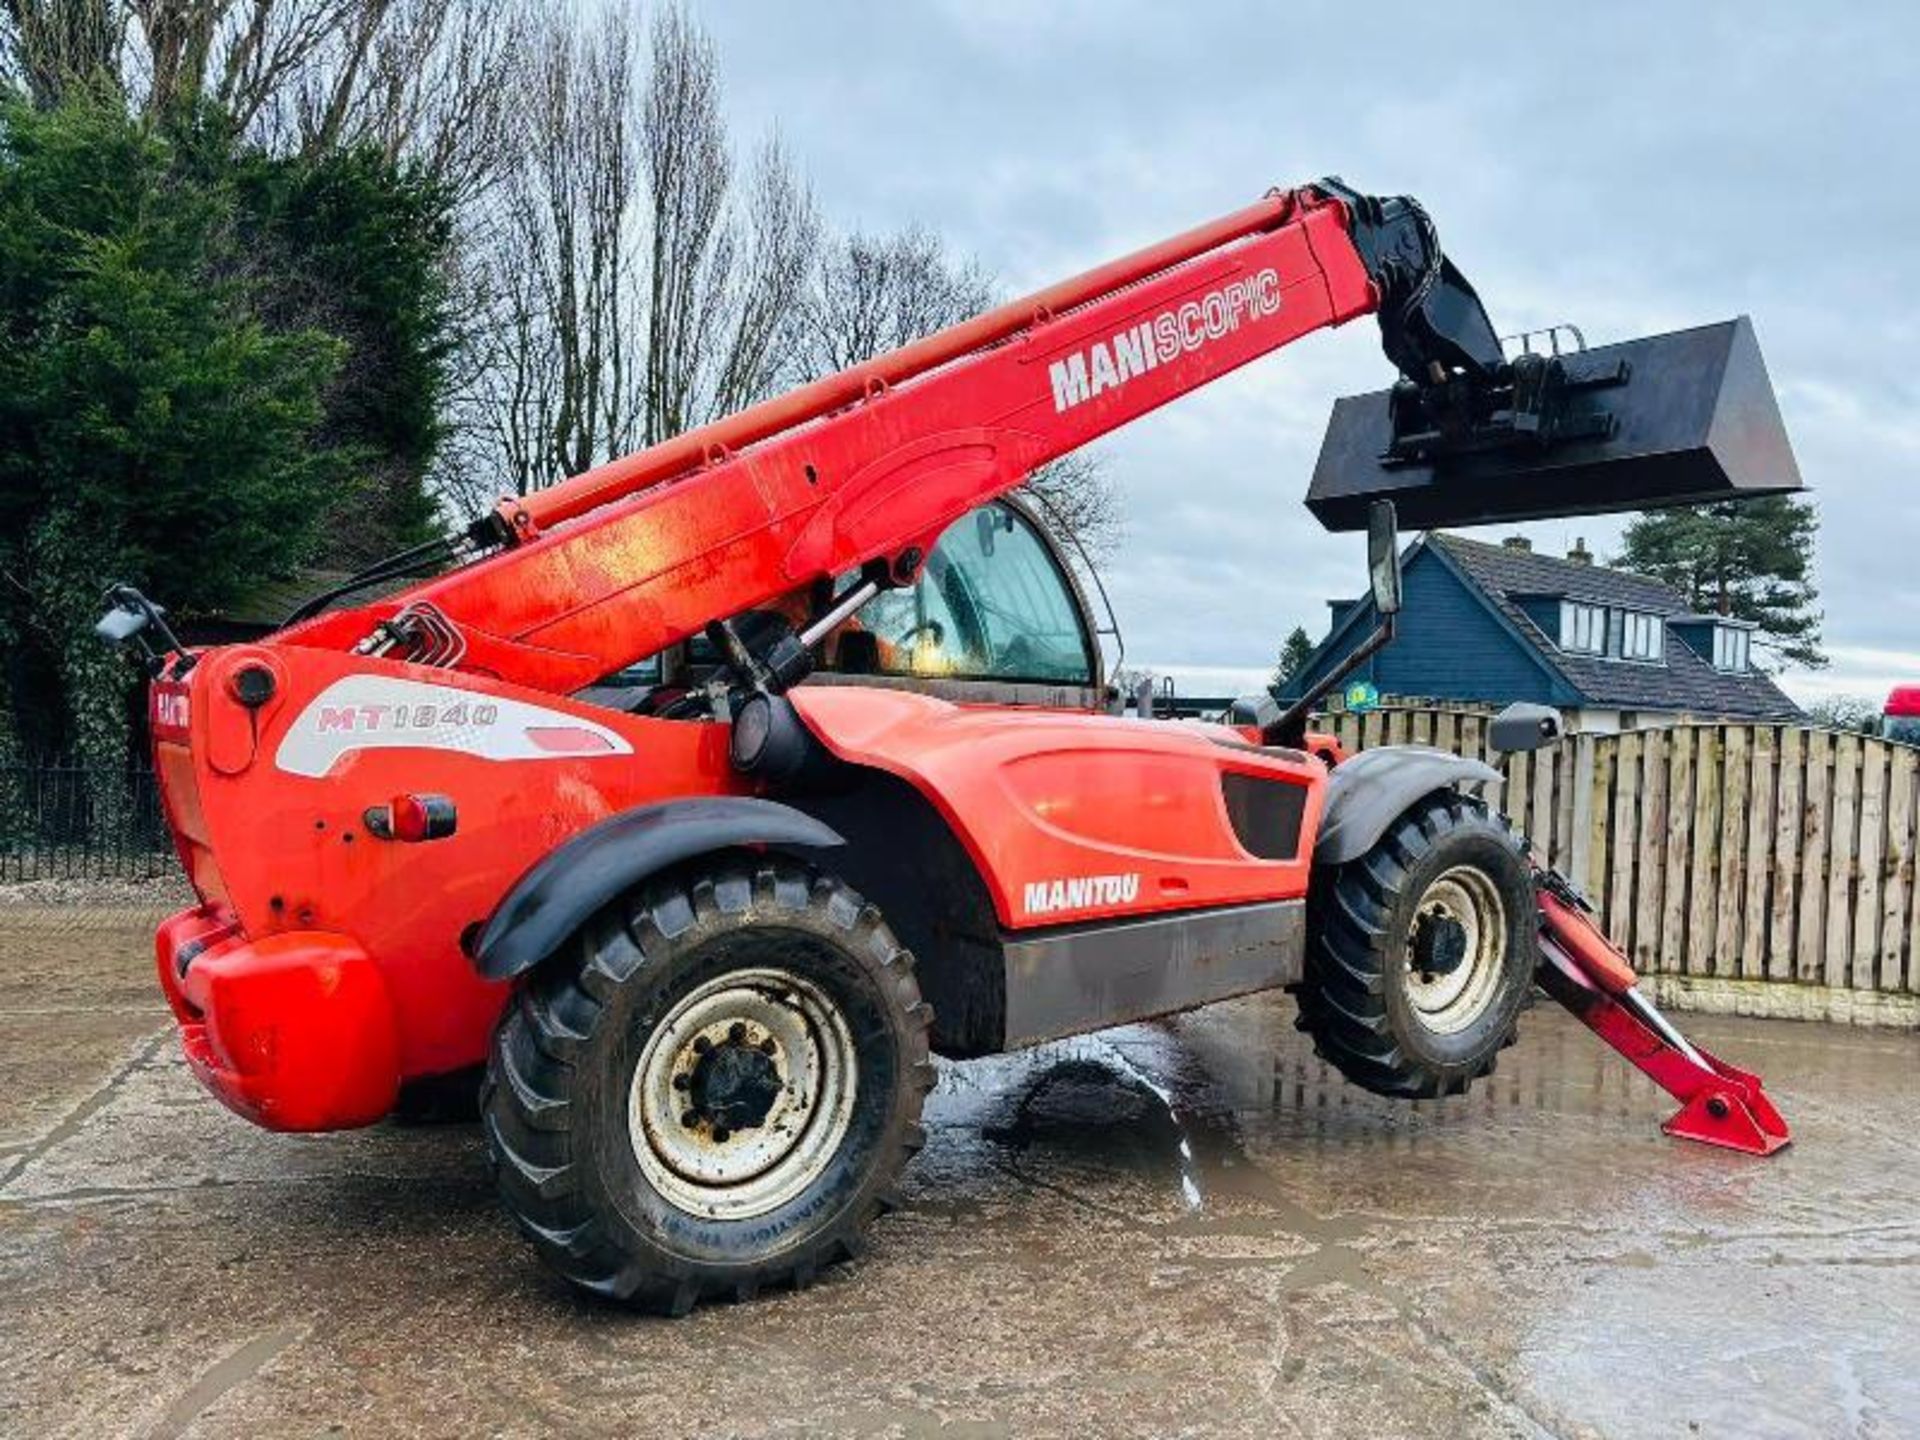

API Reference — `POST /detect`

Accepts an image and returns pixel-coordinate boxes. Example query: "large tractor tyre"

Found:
[482,860,934,1314]
[1296,791,1533,1100]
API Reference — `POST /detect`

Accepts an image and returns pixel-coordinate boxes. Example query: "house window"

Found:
[1559,601,1607,655]
[1713,626,1751,672]
[1620,611,1664,662]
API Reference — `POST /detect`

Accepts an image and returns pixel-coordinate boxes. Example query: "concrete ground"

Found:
[0,903,1915,1440]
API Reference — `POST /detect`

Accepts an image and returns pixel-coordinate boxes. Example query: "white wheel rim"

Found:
[1403,865,1508,1035]
[629,965,858,1221]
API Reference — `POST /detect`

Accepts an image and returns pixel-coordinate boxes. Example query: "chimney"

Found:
[1501,535,1532,552]
[1567,537,1593,565]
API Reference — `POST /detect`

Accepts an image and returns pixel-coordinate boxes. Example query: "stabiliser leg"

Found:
[1533,871,1790,1157]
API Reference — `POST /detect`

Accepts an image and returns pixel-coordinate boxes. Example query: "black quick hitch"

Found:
[1383,346,1630,467]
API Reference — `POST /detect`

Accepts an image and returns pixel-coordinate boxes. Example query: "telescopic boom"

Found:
[285,178,1797,693]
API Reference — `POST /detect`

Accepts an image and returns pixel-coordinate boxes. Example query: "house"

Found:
[1280,533,1802,733]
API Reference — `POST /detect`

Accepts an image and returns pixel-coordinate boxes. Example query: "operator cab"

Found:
[582,496,1106,715]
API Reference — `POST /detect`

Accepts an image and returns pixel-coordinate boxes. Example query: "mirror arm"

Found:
[1263,613,1395,751]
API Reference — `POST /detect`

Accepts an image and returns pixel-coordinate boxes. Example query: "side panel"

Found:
[789,687,1326,927]
[1001,900,1305,1049]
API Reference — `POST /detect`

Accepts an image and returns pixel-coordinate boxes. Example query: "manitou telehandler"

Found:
[102,178,1796,1313]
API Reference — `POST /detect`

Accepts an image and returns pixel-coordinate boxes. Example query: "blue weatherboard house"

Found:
[1280,533,1801,733]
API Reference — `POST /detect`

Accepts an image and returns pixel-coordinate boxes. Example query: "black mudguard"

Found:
[472,797,844,981]
[1314,746,1503,867]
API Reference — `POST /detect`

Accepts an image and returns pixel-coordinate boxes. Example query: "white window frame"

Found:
[1559,601,1607,655]
[1620,610,1664,662]
[1713,625,1751,672]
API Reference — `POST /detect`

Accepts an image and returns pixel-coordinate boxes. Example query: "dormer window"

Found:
[1713,625,1751,672]
[1559,601,1606,655]
[1620,610,1664,662]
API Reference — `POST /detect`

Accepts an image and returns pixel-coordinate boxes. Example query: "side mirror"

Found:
[1489,702,1563,753]
[95,600,153,645]
[975,507,998,557]
[94,583,195,677]
[1366,499,1402,616]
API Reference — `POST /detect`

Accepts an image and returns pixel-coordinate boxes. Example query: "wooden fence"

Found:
[1323,707,1918,996]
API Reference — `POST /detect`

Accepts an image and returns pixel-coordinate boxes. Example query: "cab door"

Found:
[814,496,1105,710]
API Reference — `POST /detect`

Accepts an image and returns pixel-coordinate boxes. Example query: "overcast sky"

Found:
[700,1,1918,704]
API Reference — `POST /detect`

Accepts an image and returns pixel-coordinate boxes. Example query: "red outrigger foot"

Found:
[1534,879,1791,1158]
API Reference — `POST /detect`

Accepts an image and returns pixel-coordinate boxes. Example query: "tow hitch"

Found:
[1533,868,1791,1157]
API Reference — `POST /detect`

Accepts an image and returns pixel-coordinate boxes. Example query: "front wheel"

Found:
[1296,791,1533,1099]
[483,860,934,1313]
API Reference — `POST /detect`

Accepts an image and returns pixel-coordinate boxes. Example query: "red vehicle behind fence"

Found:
[1885,687,1920,745]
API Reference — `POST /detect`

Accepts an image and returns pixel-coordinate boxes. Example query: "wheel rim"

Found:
[1403,865,1508,1035]
[629,965,858,1220]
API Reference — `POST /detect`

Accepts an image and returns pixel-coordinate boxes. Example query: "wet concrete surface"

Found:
[0,904,1915,1438]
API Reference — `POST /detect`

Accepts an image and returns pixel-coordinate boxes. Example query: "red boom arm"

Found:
[288,186,1383,693]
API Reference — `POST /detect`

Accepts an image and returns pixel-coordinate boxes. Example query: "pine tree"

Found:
[1616,496,1824,669]
[0,95,350,779]
[1272,625,1316,691]
[0,94,459,778]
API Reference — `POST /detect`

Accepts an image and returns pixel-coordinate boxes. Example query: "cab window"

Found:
[832,502,1094,684]
[590,500,1096,701]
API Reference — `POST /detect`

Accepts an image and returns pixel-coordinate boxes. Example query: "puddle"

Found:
[976,1036,1218,1211]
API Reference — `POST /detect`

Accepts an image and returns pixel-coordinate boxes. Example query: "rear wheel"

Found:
[483,860,933,1313]
[1296,791,1533,1099]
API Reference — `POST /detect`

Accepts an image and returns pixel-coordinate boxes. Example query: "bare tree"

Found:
[795,223,1125,562]
[638,2,724,446]
[2,0,126,106]
[693,134,814,433]
[0,2,530,201]
[789,225,994,379]
[638,6,813,444]
[275,0,529,202]
[448,3,640,499]
[449,2,818,506]
[1020,452,1123,563]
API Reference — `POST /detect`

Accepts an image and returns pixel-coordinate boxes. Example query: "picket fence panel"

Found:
[1320,707,1918,993]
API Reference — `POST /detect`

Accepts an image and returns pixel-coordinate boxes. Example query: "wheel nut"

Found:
[692,1035,711,1055]
[672,1073,690,1092]
[681,1109,699,1127]
[713,1127,731,1143]
[729,1022,747,1042]
[759,1038,776,1055]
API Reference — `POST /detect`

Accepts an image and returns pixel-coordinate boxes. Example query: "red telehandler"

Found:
[100,178,1794,1312]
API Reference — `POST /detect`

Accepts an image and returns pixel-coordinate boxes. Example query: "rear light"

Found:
[364,793,457,843]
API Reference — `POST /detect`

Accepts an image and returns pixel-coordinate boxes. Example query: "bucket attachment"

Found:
[1306,316,1803,531]
[1534,877,1790,1158]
